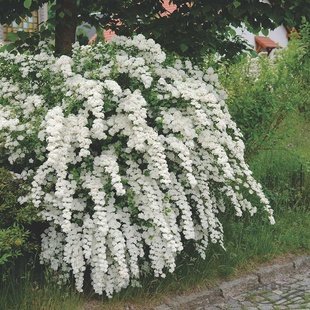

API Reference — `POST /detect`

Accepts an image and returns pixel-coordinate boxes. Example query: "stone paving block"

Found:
[293,255,310,271]
[252,295,266,303]
[290,305,305,309]
[289,296,304,304]
[265,293,281,302]
[152,305,171,310]
[299,276,310,286]
[240,300,257,308]
[258,305,273,310]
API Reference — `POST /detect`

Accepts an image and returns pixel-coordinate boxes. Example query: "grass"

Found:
[303,294,310,303]
[0,259,82,310]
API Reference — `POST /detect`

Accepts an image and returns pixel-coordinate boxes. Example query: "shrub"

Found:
[288,21,310,118]
[0,225,29,266]
[0,35,274,297]
[0,166,40,267]
[221,24,310,159]
[249,149,304,208]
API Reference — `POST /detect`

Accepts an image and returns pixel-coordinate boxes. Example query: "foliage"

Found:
[250,149,306,209]
[0,166,41,267]
[1,0,309,58]
[220,26,310,159]
[0,225,29,266]
[0,0,47,23]
[270,0,310,28]
[0,35,274,297]
[287,20,310,118]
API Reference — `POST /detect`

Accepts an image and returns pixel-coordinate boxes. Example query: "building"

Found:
[0,4,48,44]
[235,24,289,56]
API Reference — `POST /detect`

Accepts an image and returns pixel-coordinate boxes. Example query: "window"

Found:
[3,11,39,40]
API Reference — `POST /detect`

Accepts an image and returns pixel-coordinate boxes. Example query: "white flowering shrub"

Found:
[0,35,274,297]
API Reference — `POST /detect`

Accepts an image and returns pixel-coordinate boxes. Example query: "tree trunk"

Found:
[55,0,78,55]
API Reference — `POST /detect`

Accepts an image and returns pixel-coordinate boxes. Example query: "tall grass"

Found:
[0,255,82,310]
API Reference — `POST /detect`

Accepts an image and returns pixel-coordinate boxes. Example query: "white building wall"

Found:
[0,25,4,43]
[268,26,289,49]
[38,4,48,25]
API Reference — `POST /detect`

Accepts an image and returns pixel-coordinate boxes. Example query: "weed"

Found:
[303,294,310,303]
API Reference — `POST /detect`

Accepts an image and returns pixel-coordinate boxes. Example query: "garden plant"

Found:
[0,34,275,297]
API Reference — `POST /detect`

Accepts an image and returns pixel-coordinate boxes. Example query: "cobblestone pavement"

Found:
[154,255,310,310]
[209,270,310,310]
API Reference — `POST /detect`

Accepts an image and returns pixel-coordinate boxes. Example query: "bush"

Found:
[249,150,304,208]
[0,167,41,267]
[221,23,310,159]
[0,225,29,266]
[0,35,274,297]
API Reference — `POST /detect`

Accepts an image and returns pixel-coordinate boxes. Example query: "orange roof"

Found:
[255,36,279,49]
[103,29,115,42]
[161,0,177,17]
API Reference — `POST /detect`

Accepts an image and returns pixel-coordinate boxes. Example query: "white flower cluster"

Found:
[0,35,274,297]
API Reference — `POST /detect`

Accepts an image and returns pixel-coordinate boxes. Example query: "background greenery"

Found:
[0,23,309,310]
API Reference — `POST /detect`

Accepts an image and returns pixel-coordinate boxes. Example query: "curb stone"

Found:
[255,262,294,285]
[153,288,223,310]
[293,255,310,270]
[219,274,258,299]
[153,255,310,310]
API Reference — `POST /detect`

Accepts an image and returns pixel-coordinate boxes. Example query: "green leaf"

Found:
[6,32,19,43]
[233,1,241,8]
[59,11,65,19]
[76,28,86,36]
[23,0,32,9]
[17,31,29,40]
[228,28,237,37]
[63,8,73,17]
[152,30,161,39]
[180,43,188,52]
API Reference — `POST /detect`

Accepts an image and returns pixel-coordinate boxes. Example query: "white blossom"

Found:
[0,34,275,297]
